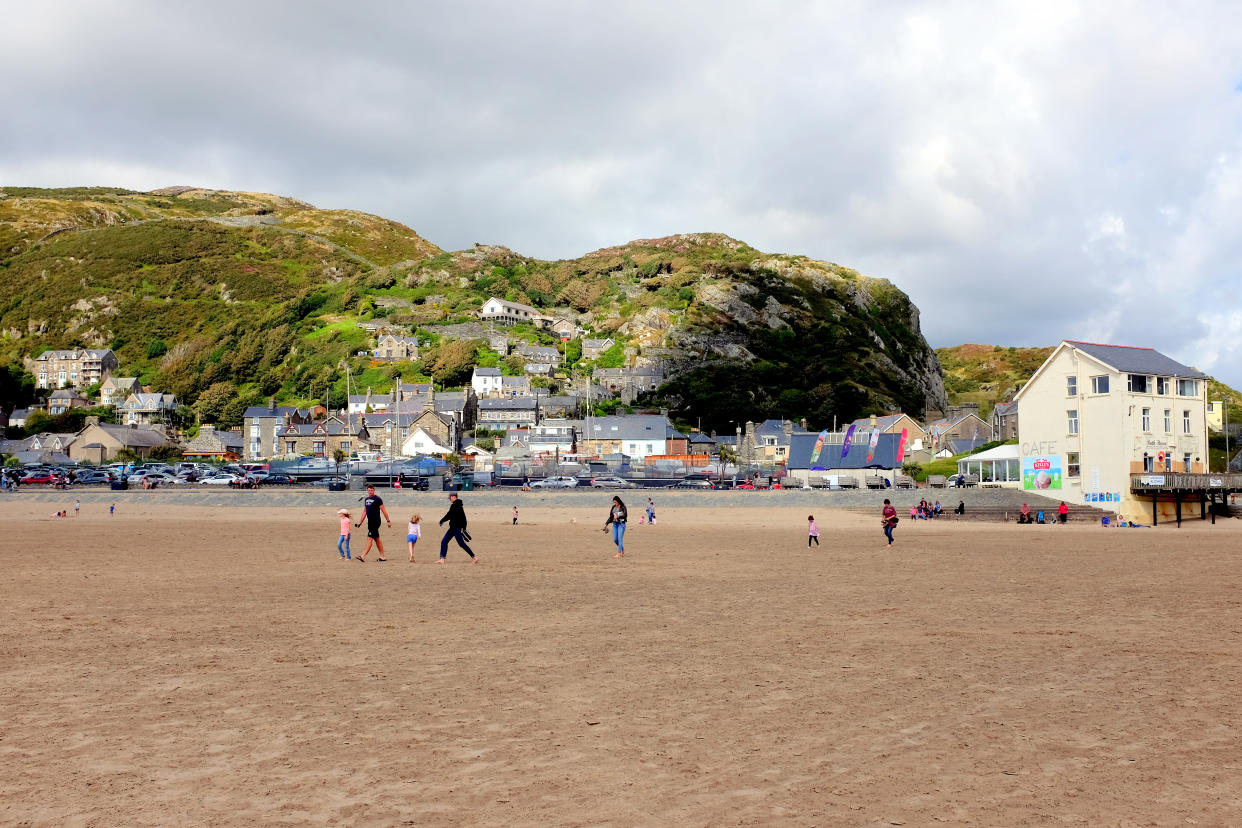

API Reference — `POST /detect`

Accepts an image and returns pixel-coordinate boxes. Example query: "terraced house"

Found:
[31,348,119,389]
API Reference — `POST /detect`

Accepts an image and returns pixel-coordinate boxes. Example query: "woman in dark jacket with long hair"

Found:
[604,496,628,558]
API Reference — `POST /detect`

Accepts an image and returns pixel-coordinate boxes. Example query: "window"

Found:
[1183,453,1192,472]
[1067,452,1080,478]
[1157,377,1170,395]
[1183,410,1191,433]
[1067,410,1079,435]
[1141,408,1150,431]
[1163,409,1171,433]
[1144,454,1154,472]
[1066,376,1077,396]
[1128,374,1150,393]
[1177,379,1199,397]
[1091,376,1110,394]
[1164,453,1172,472]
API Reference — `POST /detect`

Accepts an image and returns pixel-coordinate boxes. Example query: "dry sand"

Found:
[2,499,1241,826]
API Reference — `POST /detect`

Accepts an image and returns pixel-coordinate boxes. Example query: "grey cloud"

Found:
[3,1,1242,385]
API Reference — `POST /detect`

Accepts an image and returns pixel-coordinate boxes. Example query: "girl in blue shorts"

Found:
[407,514,422,562]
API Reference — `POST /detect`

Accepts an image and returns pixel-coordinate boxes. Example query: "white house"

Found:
[471,367,504,397]
[479,297,549,327]
[1014,340,1209,519]
[401,425,454,457]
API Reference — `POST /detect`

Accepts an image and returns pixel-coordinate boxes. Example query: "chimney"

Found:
[799,417,807,431]
[783,420,793,438]
[85,415,99,427]
[269,396,276,411]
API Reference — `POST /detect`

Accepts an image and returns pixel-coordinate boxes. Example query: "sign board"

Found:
[1023,456,1062,490]
[1139,475,1166,486]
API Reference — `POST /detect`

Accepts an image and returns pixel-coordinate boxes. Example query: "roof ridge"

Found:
[1066,340,1154,351]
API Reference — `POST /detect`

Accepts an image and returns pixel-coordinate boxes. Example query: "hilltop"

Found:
[0,187,946,431]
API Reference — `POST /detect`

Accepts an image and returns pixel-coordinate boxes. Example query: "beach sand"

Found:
[2,500,1240,825]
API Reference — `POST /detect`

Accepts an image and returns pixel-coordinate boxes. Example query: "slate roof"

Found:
[242,405,307,419]
[584,414,672,441]
[473,367,502,377]
[787,431,904,469]
[847,414,917,432]
[479,398,537,411]
[1067,341,1205,379]
[992,402,1018,416]
[88,423,170,447]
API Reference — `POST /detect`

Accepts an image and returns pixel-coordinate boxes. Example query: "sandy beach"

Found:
[2,496,1241,825]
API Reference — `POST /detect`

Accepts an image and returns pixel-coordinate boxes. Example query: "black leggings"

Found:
[808,535,819,547]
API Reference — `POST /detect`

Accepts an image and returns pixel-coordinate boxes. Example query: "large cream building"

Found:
[1014,340,1208,519]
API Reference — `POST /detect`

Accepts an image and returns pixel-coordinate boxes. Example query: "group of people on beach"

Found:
[336,485,477,564]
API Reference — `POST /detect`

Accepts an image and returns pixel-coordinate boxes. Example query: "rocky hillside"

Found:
[0,187,946,431]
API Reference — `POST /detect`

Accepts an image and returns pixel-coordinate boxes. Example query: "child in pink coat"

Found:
[808,515,820,547]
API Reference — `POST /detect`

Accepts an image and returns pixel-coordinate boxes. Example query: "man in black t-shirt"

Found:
[355,484,392,561]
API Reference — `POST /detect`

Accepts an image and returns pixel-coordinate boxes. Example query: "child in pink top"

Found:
[337,509,352,560]
[407,514,422,562]
[808,515,820,547]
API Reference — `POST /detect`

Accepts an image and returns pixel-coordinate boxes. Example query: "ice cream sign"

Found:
[1022,456,1062,490]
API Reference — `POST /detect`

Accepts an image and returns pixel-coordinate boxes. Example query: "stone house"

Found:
[242,403,315,460]
[32,348,119,390]
[477,397,538,431]
[582,338,615,361]
[990,401,1019,442]
[47,389,91,416]
[119,392,177,426]
[373,333,420,361]
[100,376,142,407]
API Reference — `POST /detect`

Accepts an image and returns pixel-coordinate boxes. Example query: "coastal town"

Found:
[4,295,1239,524]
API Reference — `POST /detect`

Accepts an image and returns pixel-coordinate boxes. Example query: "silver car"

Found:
[531,476,580,488]
[590,476,635,488]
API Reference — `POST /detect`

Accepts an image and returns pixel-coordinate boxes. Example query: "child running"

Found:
[808,515,820,547]
[337,509,352,560]
[512,506,518,525]
[407,514,422,562]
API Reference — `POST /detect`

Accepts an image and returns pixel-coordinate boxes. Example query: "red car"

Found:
[21,472,58,485]
[734,482,756,490]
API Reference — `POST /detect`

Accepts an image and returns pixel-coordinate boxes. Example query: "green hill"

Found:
[0,187,947,432]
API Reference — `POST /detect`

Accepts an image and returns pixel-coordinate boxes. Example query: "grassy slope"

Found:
[1,190,940,431]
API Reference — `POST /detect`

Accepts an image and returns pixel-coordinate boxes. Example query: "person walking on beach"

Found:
[355,485,392,562]
[605,496,628,558]
[808,515,820,547]
[1058,501,1069,524]
[512,505,518,525]
[109,503,115,517]
[407,514,422,562]
[438,493,477,563]
[646,498,656,525]
[337,509,352,560]
[882,498,898,546]
[74,499,80,517]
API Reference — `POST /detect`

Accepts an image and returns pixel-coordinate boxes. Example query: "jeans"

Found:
[440,526,475,559]
[612,521,626,552]
[884,523,894,544]
[338,535,350,558]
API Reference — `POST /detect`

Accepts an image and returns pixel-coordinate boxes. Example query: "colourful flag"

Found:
[866,428,880,464]
[810,429,828,464]
[896,428,908,464]
[841,424,857,459]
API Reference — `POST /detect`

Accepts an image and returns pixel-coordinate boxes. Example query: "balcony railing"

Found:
[1130,473,1242,491]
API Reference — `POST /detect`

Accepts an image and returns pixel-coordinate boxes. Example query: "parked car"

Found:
[733,481,756,490]
[262,473,297,485]
[200,473,241,485]
[531,476,580,488]
[20,471,58,485]
[310,476,350,487]
[590,476,636,488]
[670,478,714,489]
[74,469,116,485]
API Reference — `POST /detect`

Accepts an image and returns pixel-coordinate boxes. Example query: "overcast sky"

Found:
[4,2,1242,387]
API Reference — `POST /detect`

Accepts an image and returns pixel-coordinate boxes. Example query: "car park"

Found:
[531,476,580,488]
[590,476,635,488]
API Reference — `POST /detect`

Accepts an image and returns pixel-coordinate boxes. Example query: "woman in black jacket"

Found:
[604,496,628,558]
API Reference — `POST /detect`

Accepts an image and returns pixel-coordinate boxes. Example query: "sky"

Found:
[3,1,1242,387]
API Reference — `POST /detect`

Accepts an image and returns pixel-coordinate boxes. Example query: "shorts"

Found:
[407,534,418,543]
[367,521,381,539]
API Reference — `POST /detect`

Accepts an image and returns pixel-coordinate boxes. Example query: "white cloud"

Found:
[3,1,1242,385]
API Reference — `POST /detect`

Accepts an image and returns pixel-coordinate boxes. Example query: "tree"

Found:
[333,447,347,479]
[0,362,37,414]
[596,343,626,369]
